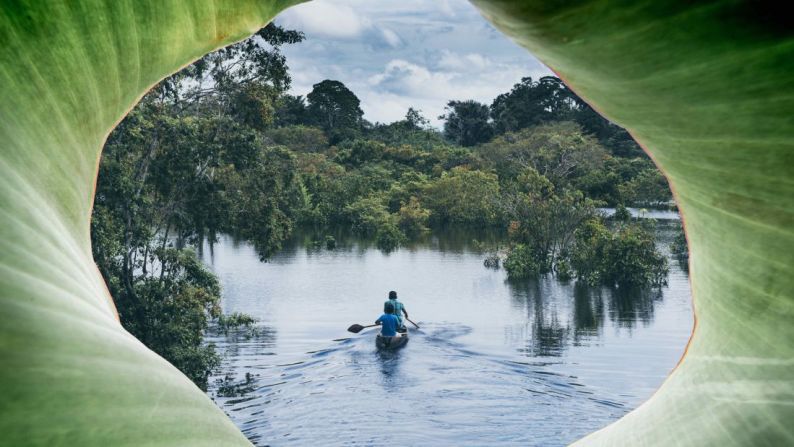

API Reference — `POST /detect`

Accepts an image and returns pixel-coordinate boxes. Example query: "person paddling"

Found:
[385,290,409,332]
[375,302,400,337]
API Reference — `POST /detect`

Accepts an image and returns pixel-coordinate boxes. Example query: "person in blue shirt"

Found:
[384,290,408,332]
[375,302,400,337]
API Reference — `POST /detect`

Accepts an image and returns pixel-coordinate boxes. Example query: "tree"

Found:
[480,122,607,187]
[490,76,645,158]
[490,76,577,134]
[504,190,598,275]
[274,94,308,126]
[176,23,304,122]
[306,79,364,143]
[618,167,672,206]
[570,219,668,288]
[266,125,328,153]
[440,100,493,147]
[333,139,386,167]
[422,167,501,226]
[405,107,431,130]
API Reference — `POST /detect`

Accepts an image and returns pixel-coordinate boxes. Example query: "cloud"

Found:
[368,60,457,98]
[379,28,402,48]
[278,2,371,39]
[437,50,491,72]
[277,0,554,128]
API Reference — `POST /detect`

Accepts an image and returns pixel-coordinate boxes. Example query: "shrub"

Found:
[344,195,391,235]
[503,244,542,279]
[376,223,406,252]
[266,125,328,153]
[398,196,431,237]
[422,167,501,226]
[571,219,668,288]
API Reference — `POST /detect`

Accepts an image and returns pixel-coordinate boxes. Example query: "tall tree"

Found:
[173,23,304,128]
[440,100,493,147]
[306,79,364,143]
[490,76,576,134]
[491,76,644,157]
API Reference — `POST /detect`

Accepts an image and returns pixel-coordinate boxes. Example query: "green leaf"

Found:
[471,1,794,445]
[0,1,302,445]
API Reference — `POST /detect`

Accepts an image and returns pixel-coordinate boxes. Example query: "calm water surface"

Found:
[201,222,692,446]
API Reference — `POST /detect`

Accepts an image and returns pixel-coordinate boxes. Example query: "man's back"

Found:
[376,313,399,336]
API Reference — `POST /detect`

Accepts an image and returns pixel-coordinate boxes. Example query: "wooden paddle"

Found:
[406,317,420,329]
[347,323,378,333]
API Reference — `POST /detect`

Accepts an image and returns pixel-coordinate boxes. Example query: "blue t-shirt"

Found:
[376,313,400,336]
[384,299,405,326]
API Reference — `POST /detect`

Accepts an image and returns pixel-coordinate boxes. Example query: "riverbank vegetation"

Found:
[92,24,673,387]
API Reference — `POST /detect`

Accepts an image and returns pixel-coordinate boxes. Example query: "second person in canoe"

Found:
[385,290,409,333]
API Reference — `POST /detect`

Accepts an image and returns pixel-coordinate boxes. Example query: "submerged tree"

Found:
[571,219,668,288]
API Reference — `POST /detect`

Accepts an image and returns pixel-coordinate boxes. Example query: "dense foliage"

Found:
[93,24,674,387]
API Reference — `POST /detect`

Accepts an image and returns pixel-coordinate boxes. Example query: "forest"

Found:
[91,24,673,388]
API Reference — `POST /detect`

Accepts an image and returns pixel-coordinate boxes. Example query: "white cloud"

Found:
[278,1,372,39]
[368,60,457,99]
[380,28,402,48]
[277,0,555,128]
[437,0,458,18]
[437,50,491,72]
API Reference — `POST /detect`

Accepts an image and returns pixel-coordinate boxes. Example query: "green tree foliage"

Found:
[490,76,644,157]
[490,76,577,133]
[618,167,672,207]
[504,190,598,275]
[90,20,674,393]
[571,219,668,288]
[306,79,364,143]
[266,125,328,153]
[91,24,305,389]
[440,100,494,146]
[480,122,607,187]
[274,94,309,126]
[423,167,502,226]
[178,23,304,125]
[344,194,392,235]
[398,196,431,237]
[333,139,387,167]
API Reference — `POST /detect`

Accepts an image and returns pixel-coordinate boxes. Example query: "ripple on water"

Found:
[203,228,692,446]
[210,323,632,446]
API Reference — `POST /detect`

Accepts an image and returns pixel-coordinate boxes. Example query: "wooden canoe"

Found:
[375,331,408,350]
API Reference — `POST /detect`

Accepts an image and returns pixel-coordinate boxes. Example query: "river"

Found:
[201,220,692,446]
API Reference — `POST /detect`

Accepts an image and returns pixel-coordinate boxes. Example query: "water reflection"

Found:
[572,282,605,342]
[609,286,662,328]
[506,275,665,357]
[202,225,692,446]
[377,349,406,391]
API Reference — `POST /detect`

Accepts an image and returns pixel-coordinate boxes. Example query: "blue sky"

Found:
[275,0,553,127]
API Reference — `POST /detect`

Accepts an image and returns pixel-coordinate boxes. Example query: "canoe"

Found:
[376,331,408,350]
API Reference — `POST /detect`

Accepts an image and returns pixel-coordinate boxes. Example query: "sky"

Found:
[275,0,553,127]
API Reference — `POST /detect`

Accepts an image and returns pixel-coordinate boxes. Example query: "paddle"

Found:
[406,317,420,329]
[347,323,378,334]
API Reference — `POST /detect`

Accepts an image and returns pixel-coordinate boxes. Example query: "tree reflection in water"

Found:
[572,282,605,343]
[507,276,662,357]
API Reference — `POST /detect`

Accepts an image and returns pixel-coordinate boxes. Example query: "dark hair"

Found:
[388,291,397,300]
[384,302,395,314]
